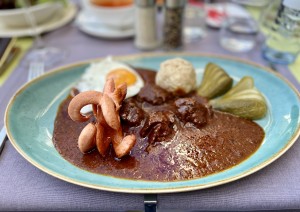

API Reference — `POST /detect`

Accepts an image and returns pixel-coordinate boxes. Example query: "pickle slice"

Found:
[221,76,254,98]
[210,76,267,119]
[197,63,233,99]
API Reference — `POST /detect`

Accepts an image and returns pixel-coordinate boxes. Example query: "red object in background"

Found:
[90,0,133,7]
[186,0,227,28]
[206,4,227,28]
[207,8,226,19]
[188,0,204,7]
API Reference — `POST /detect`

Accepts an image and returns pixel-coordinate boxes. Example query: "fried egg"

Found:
[75,57,144,113]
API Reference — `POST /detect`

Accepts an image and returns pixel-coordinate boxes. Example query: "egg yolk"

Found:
[106,68,137,87]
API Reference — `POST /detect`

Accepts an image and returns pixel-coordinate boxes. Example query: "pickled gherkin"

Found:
[210,76,267,119]
[197,63,233,99]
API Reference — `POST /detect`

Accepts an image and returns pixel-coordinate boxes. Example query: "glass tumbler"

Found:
[183,3,206,43]
[219,16,258,52]
[260,0,300,65]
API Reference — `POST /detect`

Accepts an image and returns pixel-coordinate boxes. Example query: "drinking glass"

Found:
[219,17,258,52]
[260,0,300,65]
[22,0,66,68]
[183,2,206,43]
[218,2,258,52]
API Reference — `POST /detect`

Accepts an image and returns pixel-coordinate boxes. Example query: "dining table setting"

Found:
[0,0,300,211]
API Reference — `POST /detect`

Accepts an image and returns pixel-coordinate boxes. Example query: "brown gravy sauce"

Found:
[53,69,265,181]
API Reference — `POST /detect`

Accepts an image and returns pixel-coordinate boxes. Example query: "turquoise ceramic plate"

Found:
[5,53,300,193]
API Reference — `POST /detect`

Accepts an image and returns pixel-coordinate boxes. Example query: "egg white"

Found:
[74,57,144,113]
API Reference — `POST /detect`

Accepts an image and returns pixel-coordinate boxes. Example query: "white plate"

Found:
[0,3,77,38]
[76,11,134,39]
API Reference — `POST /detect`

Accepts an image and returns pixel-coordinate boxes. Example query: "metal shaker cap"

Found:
[165,0,186,8]
[135,0,156,7]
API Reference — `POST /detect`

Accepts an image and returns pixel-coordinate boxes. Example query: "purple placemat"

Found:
[0,9,299,211]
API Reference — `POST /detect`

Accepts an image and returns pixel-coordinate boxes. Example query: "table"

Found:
[0,7,300,212]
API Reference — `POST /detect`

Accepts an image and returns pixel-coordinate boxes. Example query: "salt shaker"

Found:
[134,0,159,50]
[163,0,186,50]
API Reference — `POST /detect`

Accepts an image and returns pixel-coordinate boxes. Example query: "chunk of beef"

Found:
[137,83,173,105]
[120,99,144,126]
[175,97,210,127]
[140,111,175,144]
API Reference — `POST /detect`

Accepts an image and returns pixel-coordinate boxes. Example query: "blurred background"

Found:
[0,0,299,73]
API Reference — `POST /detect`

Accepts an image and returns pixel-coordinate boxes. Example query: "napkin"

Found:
[0,38,33,86]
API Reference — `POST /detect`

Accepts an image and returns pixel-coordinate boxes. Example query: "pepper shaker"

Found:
[163,0,186,50]
[134,0,159,50]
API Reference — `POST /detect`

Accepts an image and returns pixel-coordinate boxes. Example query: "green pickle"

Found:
[197,63,233,99]
[209,76,267,120]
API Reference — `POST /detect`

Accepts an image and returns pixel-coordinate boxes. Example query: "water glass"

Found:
[183,4,206,43]
[260,0,300,64]
[219,16,258,52]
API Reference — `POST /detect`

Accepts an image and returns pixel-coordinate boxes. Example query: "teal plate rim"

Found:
[5,52,300,193]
